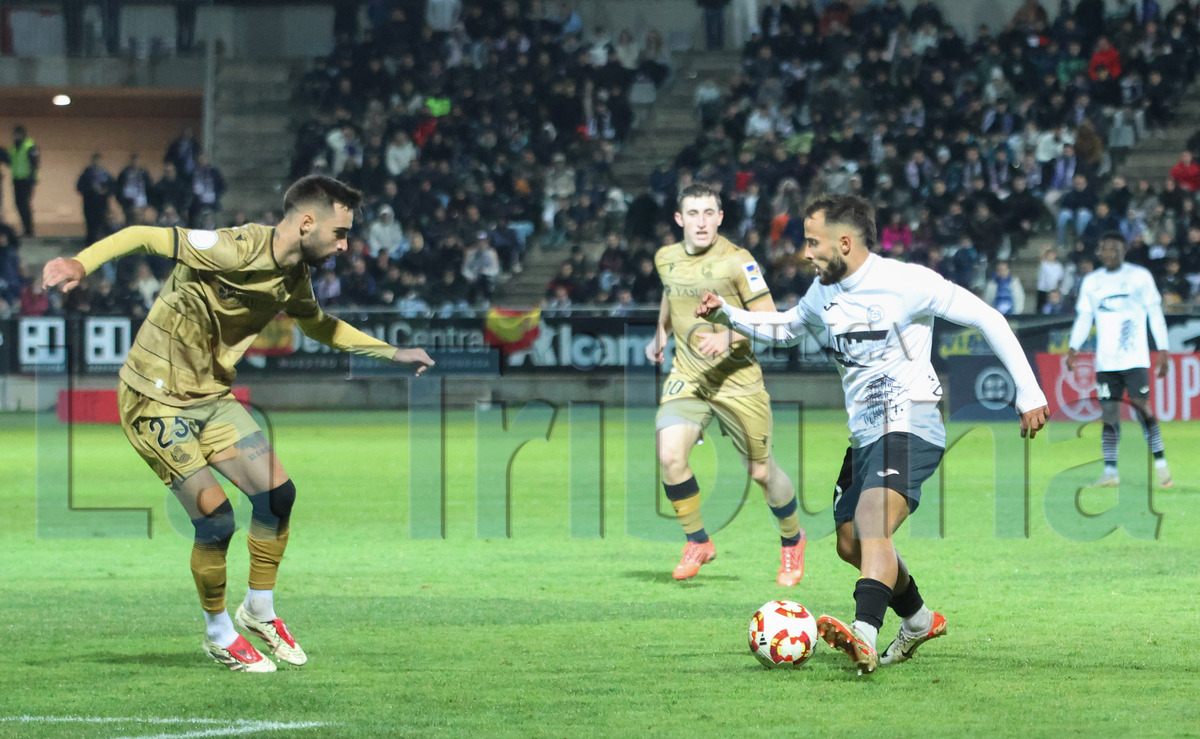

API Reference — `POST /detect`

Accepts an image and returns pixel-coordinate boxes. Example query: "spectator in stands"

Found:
[1089,36,1122,80]
[1061,253,1094,310]
[396,287,431,317]
[546,260,579,299]
[1169,150,1200,192]
[1012,0,1050,32]
[395,231,435,283]
[1158,175,1186,214]
[367,205,405,258]
[76,153,113,245]
[629,255,662,303]
[984,260,1026,314]
[880,210,913,257]
[543,283,573,317]
[0,224,19,306]
[1081,201,1122,248]
[152,161,192,220]
[490,215,525,275]
[114,153,151,228]
[1120,206,1149,245]
[1042,288,1066,314]
[1057,174,1098,247]
[430,267,471,316]
[385,130,418,178]
[189,154,226,226]
[1036,246,1065,312]
[698,0,731,50]
[639,28,673,88]
[165,126,200,182]
[132,261,161,311]
[314,269,343,308]
[543,152,576,228]
[1002,175,1045,253]
[341,255,377,307]
[19,271,51,317]
[1158,255,1191,309]
[1143,69,1175,138]
[461,231,501,304]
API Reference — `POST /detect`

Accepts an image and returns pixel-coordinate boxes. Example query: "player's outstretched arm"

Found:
[393,347,435,376]
[697,290,807,347]
[42,257,86,293]
[44,226,176,292]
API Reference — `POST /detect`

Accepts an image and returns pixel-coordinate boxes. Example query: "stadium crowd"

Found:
[6,0,1200,321]
[670,0,1200,317]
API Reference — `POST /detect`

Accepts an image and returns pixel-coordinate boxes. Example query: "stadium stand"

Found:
[6,0,1200,321]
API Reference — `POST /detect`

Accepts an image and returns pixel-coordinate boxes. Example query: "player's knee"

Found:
[192,499,235,547]
[748,462,771,488]
[657,447,690,478]
[250,479,296,527]
[269,479,296,522]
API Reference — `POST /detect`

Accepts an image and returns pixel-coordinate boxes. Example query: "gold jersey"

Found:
[75,225,397,407]
[655,235,771,397]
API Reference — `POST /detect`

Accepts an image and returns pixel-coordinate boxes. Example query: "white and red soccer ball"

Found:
[749,600,818,669]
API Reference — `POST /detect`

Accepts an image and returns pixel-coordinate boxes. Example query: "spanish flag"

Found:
[246,314,295,356]
[484,307,541,353]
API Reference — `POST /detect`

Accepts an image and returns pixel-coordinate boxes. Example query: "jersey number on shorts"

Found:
[1096,382,1111,400]
[147,417,192,449]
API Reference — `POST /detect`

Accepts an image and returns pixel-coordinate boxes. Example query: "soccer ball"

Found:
[748,600,819,669]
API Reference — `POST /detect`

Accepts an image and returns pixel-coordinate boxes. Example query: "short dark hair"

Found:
[1100,230,1126,244]
[676,182,722,212]
[804,193,878,252]
[283,175,364,215]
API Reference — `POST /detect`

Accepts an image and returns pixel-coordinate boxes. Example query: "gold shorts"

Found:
[118,381,261,485]
[655,377,773,462]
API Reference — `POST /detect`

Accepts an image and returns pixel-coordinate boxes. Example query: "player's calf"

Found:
[190,499,235,613]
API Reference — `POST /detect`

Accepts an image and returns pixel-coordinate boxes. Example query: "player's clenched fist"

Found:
[694,290,724,319]
[42,257,86,293]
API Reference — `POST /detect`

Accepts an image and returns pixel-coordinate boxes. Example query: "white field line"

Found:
[0,716,334,738]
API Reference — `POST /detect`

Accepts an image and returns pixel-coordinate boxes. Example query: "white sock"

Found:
[902,605,933,635]
[204,610,239,648]
[851,620,878,649]
[1155,458,1169,469]
[1104,463,1119,475]
[244,588,276,620]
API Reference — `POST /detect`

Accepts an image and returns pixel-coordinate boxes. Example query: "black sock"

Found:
[686,528,709,544]
[889,576,924,619]
[854,578,893,631]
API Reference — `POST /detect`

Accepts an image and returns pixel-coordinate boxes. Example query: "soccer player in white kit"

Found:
[1066,231,1173,488]
[695,194,1049,674]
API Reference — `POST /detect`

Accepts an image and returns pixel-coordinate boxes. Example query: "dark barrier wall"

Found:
[6,311,1200,381]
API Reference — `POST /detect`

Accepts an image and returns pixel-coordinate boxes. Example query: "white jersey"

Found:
[717,254,1047,448]
[1068,263,1169,372]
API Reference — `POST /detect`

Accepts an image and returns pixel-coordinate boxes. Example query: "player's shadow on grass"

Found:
[624,570,741,584]
[88,651,200,668]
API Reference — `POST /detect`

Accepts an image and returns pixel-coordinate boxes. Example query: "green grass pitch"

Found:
[2,406,1199,738]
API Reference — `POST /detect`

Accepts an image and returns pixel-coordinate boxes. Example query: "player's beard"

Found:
[817,253,848,285]
[299,232,332,268]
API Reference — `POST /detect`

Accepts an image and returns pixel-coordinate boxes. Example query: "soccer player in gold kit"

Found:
[42,175,434,672]
[645,183,806,584]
